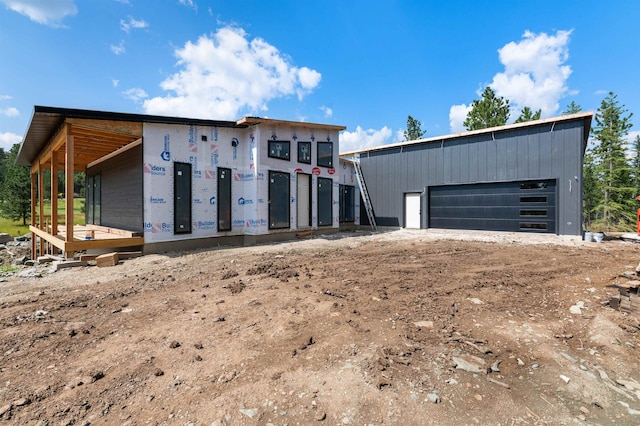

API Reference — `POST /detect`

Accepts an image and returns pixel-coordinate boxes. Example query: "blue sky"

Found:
[1,0,639,153]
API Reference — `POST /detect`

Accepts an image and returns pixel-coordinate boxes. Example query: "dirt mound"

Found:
[1,230,640,424]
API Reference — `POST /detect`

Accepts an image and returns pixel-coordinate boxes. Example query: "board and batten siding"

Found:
[87,143,143,232]
[358,119,585,235]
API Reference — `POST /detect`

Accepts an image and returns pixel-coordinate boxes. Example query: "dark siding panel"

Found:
[87,144,143,232]
[358,118,586,235]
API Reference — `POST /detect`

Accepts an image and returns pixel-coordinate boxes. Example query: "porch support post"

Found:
[65,124,75,258]
[37,162,44,257]
[30,170,36,260]
[51,152,58,236]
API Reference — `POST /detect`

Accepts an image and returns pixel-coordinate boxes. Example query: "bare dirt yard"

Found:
[2,229,640,425]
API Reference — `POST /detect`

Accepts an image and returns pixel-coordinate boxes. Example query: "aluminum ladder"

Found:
[352,156,377,231]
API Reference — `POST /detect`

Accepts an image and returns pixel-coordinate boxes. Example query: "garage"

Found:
[428,180,557,233]
[341,113,591,236]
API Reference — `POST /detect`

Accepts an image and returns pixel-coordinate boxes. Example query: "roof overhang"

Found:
[16,106,244,167]
[340,112,593,157]
[237,116,346,131]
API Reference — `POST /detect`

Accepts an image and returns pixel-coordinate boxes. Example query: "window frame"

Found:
[268,140,291,161]
[317,141,333,168]
[297,141,311,164]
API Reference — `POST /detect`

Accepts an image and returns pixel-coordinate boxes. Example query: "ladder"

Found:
[352,156,377,231]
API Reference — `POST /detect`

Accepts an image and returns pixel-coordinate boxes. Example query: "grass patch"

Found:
[0,265,20,273]
[0,198,84,236]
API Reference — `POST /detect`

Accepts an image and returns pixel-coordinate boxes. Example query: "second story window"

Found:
[268,140,290,160]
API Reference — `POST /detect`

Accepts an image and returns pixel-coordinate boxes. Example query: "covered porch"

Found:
[19,107,145,259]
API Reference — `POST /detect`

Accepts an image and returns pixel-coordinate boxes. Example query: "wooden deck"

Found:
[30,224,144,258]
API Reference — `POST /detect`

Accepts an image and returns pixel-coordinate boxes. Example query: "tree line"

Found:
[404,87,638,232]
[0,143,85,226]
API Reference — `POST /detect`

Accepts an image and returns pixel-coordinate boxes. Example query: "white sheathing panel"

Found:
[143,123,252,243]
[257,125,340,230]
[142,121,341,244]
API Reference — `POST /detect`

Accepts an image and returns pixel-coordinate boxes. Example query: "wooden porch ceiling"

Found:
[36,120,142,171]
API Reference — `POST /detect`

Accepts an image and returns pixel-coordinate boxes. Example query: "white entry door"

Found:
[297,173,311,227]
[405,193,421,229]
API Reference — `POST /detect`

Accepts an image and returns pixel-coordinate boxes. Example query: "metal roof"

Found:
[16,106,245,166]
[339,112,593,157]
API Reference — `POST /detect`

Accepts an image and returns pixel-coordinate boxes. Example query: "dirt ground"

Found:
[2,229,640,425]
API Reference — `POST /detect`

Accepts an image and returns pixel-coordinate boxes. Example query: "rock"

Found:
[580,406,590,415]
[467,297,484,305]
[426,393,441,403]
[169,341,181,349]
[315,411,327,421]
[560,352,577,363]
[12,398,29,407]
[17,268,41,278]
[0,233,13,244]
[414,320,434,329]
[517,358,525,366]
[0,403,11,416]
[210,420,226,426]
[24,260,36,267]
[0,244,6,251]
[13,255,29,265]
[560,375,571,383]
[15,234,30,242]
[569,301,585,314]
[452,355,485,373]
[240,408,258,419]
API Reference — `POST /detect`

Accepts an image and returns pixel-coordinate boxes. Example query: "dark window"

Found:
[520,210,547,217]
[520,182,548,190]
[520,196,547,203]
[218,167,232,231]
[86,174,101,225]
[339,184,355,223]
[520,223,548,230]
[268,140,290,160]
[317,141,333,168]
[317,177,333,226]
[174,162,192,234]
[298,141,311,164]
[269,171,290,229]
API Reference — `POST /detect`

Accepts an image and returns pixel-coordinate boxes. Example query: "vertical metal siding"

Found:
[358,119,585,235]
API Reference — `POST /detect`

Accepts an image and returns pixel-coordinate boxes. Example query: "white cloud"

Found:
[142,26,322,120]
[320,105,332,118]
[112,79,120,88]
[449,30,573,132]
[179,0,197,11]
[2,0,77,26]
[448,103,471,133]
[0,107,19,117]
[594,89,608,96]
[120,16,148,33]
[340,126,393,152]
[123,87,148,103]
[0,132,22,150]
[492,30,573,118]
[110,40,125,55]
[395,129,405,142]
[0,94,12,100]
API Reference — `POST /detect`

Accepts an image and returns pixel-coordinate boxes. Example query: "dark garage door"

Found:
[428,180,556,233]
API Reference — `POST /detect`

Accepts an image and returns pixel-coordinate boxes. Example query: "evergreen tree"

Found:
[0,147,6,188]
[582,150,600,230]
[403,115,426,141]
[631,135,640,198]
[463,86,510,130]
[591,92,634,231]
[562,101,582,115]
[0,144,31,225]
[515,106,542,123]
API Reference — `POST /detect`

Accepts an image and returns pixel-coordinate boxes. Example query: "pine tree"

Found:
[591,92,634,231]
[582,150,600,230]
[562,101,582,115]
[0,144,31,225]
[463,86,510,130]
[631,135,640,198]
[403,115,426,141]
[515,106,541,123]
